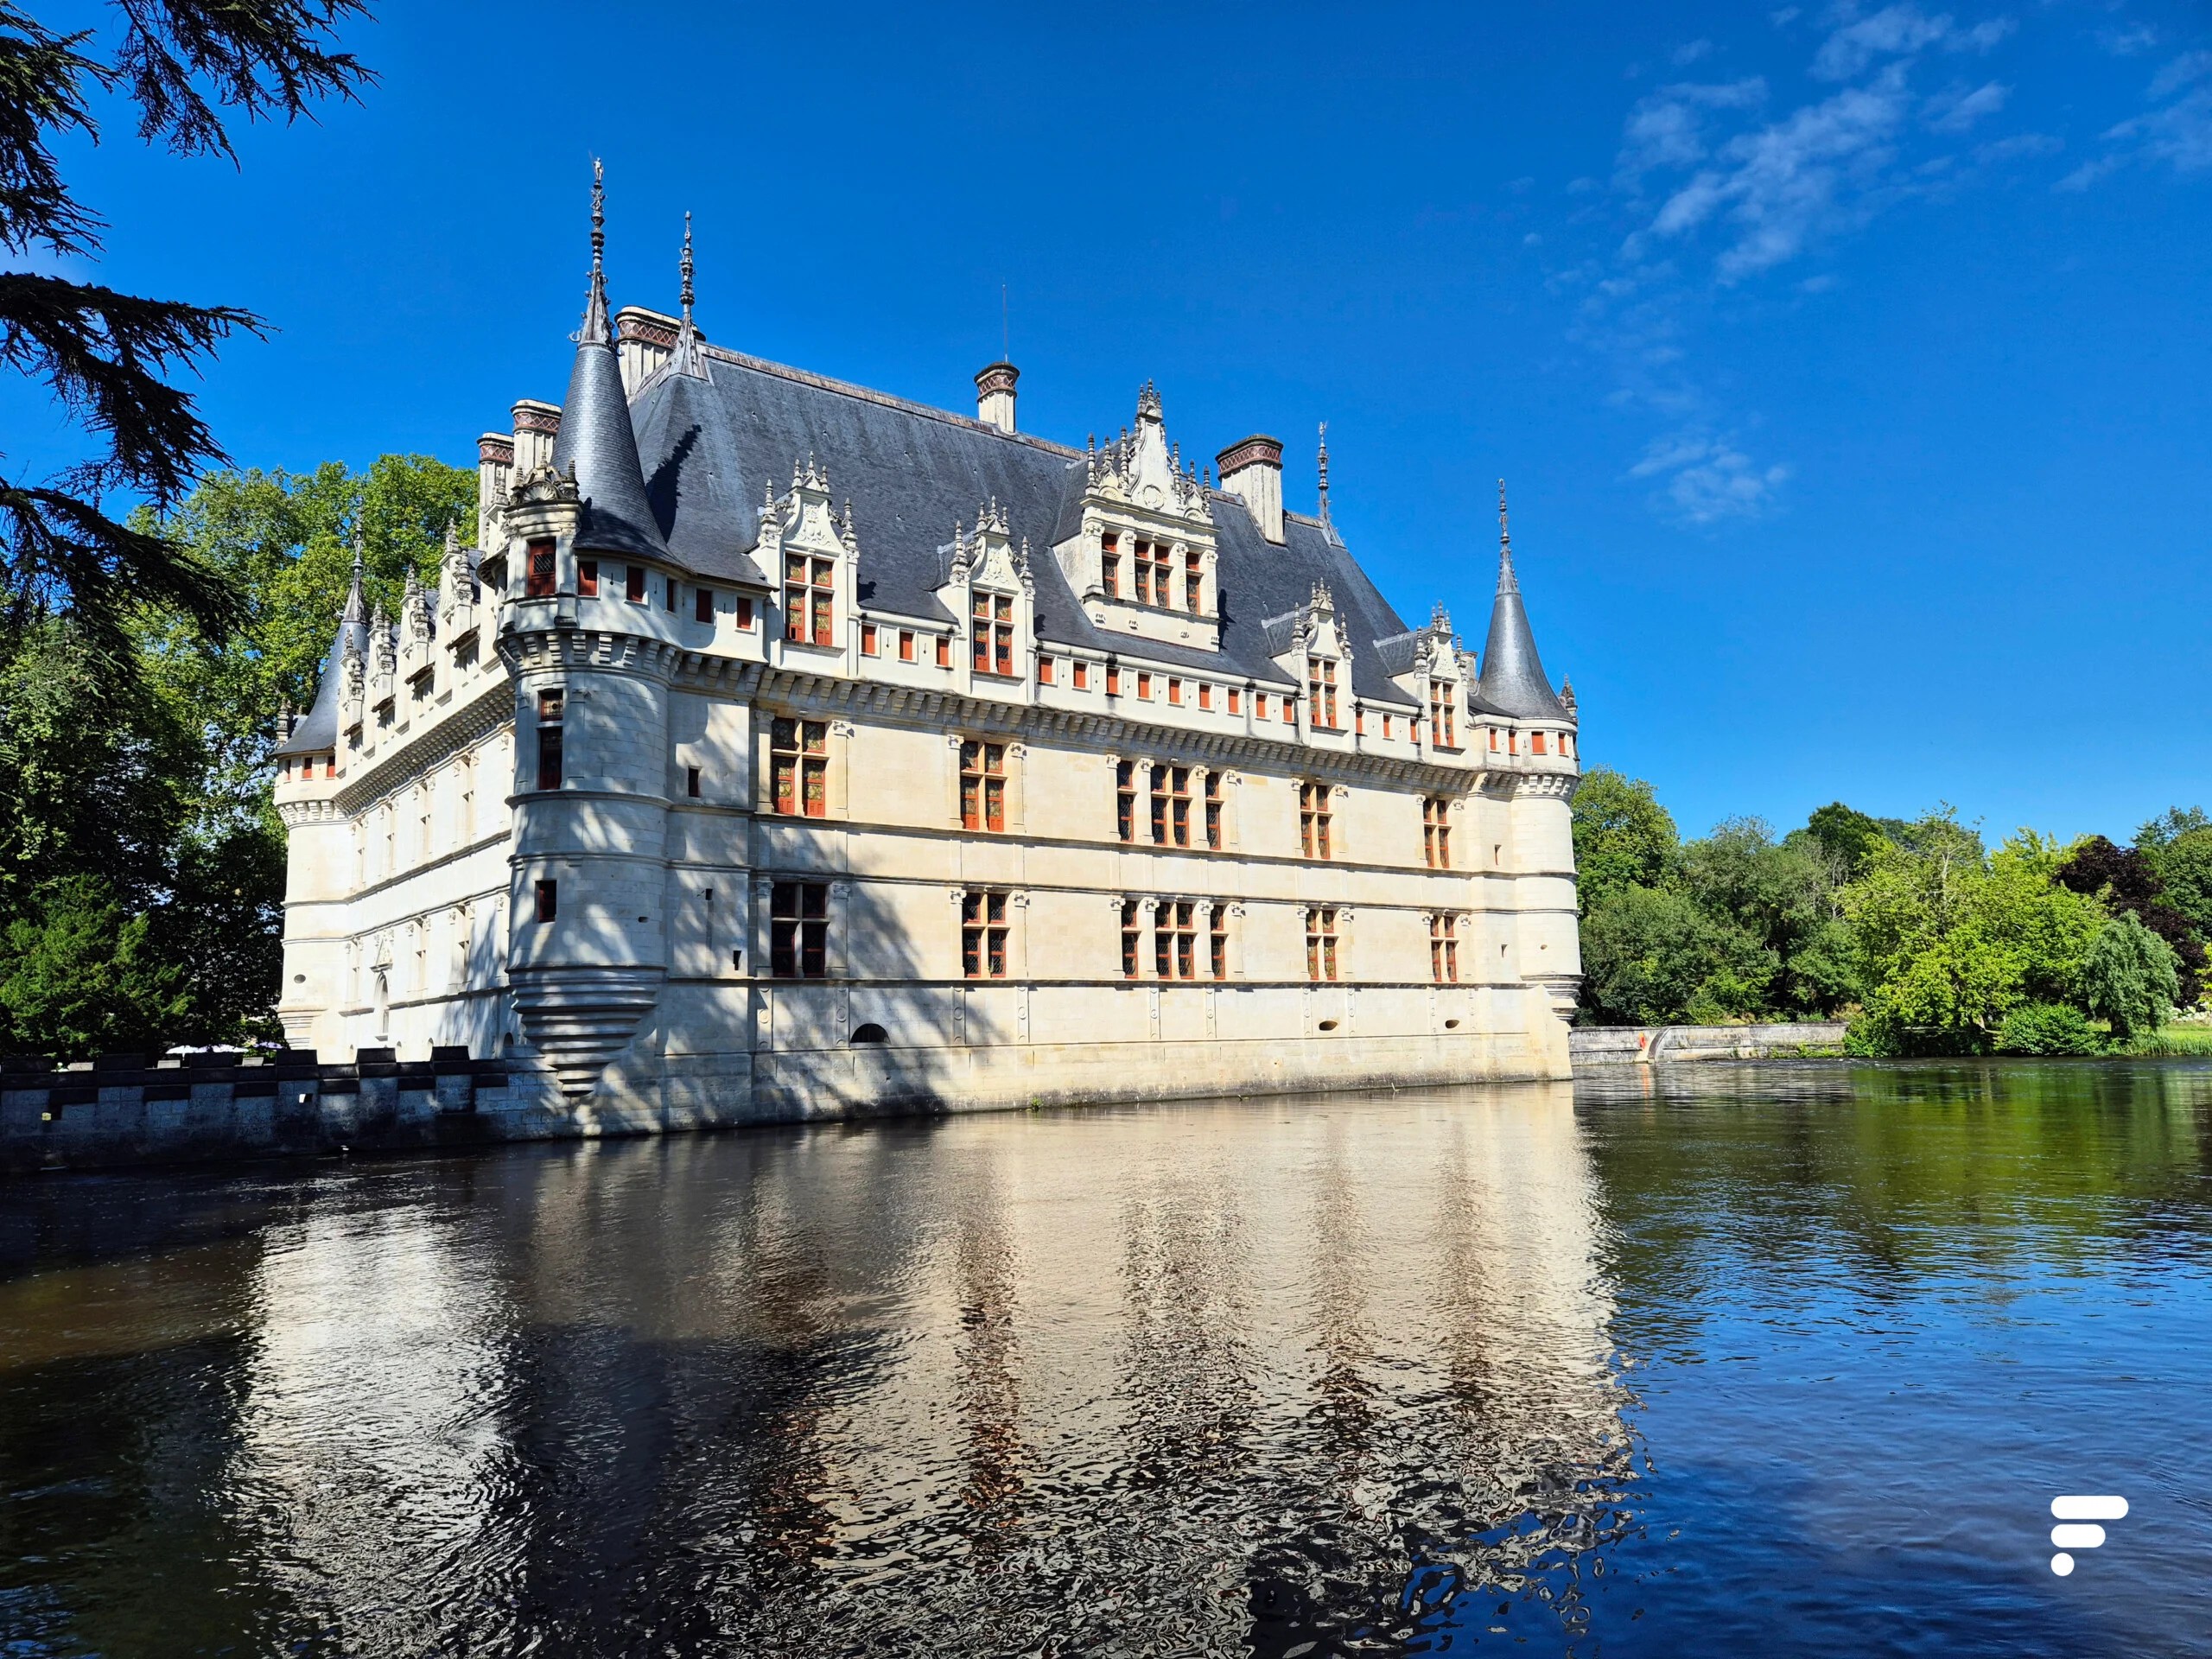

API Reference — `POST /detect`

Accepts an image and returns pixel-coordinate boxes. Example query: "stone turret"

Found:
[499,162,676,1100]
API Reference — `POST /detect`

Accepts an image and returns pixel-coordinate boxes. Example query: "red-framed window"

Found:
[960,740,1006,832]
[578,560,599,598]
[1430,913,1459,984]
[1306,907,1339,982]
[785,554,834,645]
[972,591,1014,676]
[771,717,827,817]
[1299,781,1332,859]
[962,890,1008,978]
[525,538,556,598]
[1154,898,1196,980]
[1307,658,1340,730]
[1150,764,1190,847]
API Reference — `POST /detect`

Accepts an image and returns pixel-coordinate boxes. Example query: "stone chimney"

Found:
[477,432,512,547]
[975,361,1019,433]
[1217,435,1284,543]
[512,399,561,476]
[615,305,680,394]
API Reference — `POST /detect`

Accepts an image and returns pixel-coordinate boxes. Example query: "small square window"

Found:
[1137,672,1152,700]
[695,588,714,624]
[736,597,755,629]
[626,565,646,603]
[936,636,951,668]
[1198,683,1212,710]
[1074,661,1090,690]
[687,766,702,798]
[664,577,677,612]
[525,539,556,599]
[1167,677,1182,705]
[578,560,599,597]
[534,879,557,923]
[861,623,879,655]
[1039,656,1055,684]
[899,630,915,662]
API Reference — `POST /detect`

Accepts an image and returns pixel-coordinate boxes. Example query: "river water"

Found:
[3,1061,2209,1657]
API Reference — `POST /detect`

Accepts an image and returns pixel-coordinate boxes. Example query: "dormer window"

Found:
[1307,658,1341,731]
[1184,550,1203,613]
[785,555,834,645]
[1429,679,1458,747]
[1133,540,1171,607]
[970,591,1014,676]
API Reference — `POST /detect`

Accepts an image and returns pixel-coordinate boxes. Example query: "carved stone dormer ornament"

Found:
[1053,382,1220,652]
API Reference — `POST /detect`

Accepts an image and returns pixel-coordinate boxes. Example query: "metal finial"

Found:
[579,158,610,345]
[680,211,694,320]
[1316,422,1337,540]
[590,157,606,271]
[1497,479,1520,594]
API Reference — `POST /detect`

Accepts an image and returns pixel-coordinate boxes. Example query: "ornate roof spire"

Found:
[340,531,367,625]
[1497,477,1518,594]
[579,158,609,346]
[550,159,671,561]
[670,209,708,379]
[1317,422,1338,542]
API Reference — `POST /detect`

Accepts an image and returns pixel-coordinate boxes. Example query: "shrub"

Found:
[1996,1001,2106,1056]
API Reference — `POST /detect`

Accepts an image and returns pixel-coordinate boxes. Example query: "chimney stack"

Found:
[613,307,681,393]
[512,399,561,475]
[477,433,513,545]
[975,361,1019,433]
[1216,435,1284,543]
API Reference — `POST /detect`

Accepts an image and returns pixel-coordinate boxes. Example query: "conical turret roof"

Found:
[550,162,669,562]
[1476,482,1565,720]
[276,538,369,757]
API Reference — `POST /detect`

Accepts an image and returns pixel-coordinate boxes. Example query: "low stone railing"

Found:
[1,1048,513,1174]
[1568,1021,1850,1066]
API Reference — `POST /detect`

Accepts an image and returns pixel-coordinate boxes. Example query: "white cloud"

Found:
[1674,39,1714,66]
[2098,24,2158,58]
[1924,79,2008,132]
[1644,65,1914,280]
[1617,78,1769,183]
[2058,51,2212,188]
[1630,433,1791,524]
[1809,4,2014,81]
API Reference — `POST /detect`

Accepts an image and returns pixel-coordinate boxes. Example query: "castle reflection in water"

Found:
[4,1084,1632,1654]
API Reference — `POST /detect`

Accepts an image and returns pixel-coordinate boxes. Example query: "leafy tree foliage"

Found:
[0,1,371,655]
[0,455,469,1058]
[2135,807,2212,943]
[1570,767,1677,911]
[1,875,189,1057]
[2081,913,2179,1043]
[2053,836,2205,1003]
[1995,1001,2104,1056]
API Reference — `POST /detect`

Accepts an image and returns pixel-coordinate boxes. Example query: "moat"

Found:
[3,1061,2209,1656]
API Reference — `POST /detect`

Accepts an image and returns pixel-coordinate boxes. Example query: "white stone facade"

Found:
[274,237,1582,1127]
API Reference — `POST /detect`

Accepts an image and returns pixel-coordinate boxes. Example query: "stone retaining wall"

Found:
[1568,1022,1850,1066]
[0,1048,550,1174]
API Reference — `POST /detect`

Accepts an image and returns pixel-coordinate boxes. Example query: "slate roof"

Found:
[1474,543,1567,721]
[626,346,1440,707]
[276,553,370,757]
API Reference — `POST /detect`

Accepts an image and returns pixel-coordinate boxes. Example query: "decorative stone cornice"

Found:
[333,681,511,817]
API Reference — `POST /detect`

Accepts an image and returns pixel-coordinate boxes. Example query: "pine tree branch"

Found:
[0,475,239,656]
[0,3,107,255]
[0,270,261,505]
[112,0,374,160]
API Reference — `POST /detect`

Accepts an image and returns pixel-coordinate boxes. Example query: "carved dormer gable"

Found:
[401,567,434,656]
[938,499,1036,695]
[1052,383,1221,653]
[766,456,860,658]
[437,520,477,623]
[1263,581,1353,735]
[368,603,397,692]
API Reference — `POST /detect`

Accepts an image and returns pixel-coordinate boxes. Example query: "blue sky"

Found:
[13,1,2211,843]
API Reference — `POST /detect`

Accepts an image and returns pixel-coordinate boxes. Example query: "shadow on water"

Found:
[1,1063,2209,1656]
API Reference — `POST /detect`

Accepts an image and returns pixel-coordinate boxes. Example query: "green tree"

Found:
[1798,801,1888,883]
[0,876,190,1058]
[2081,913,2179,1043]
[1,1,372,657]
[1571,767,1677,912]
[1580,883,1777,1026]
[1840,817,2105,1051]
[2135,809,2212,954]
